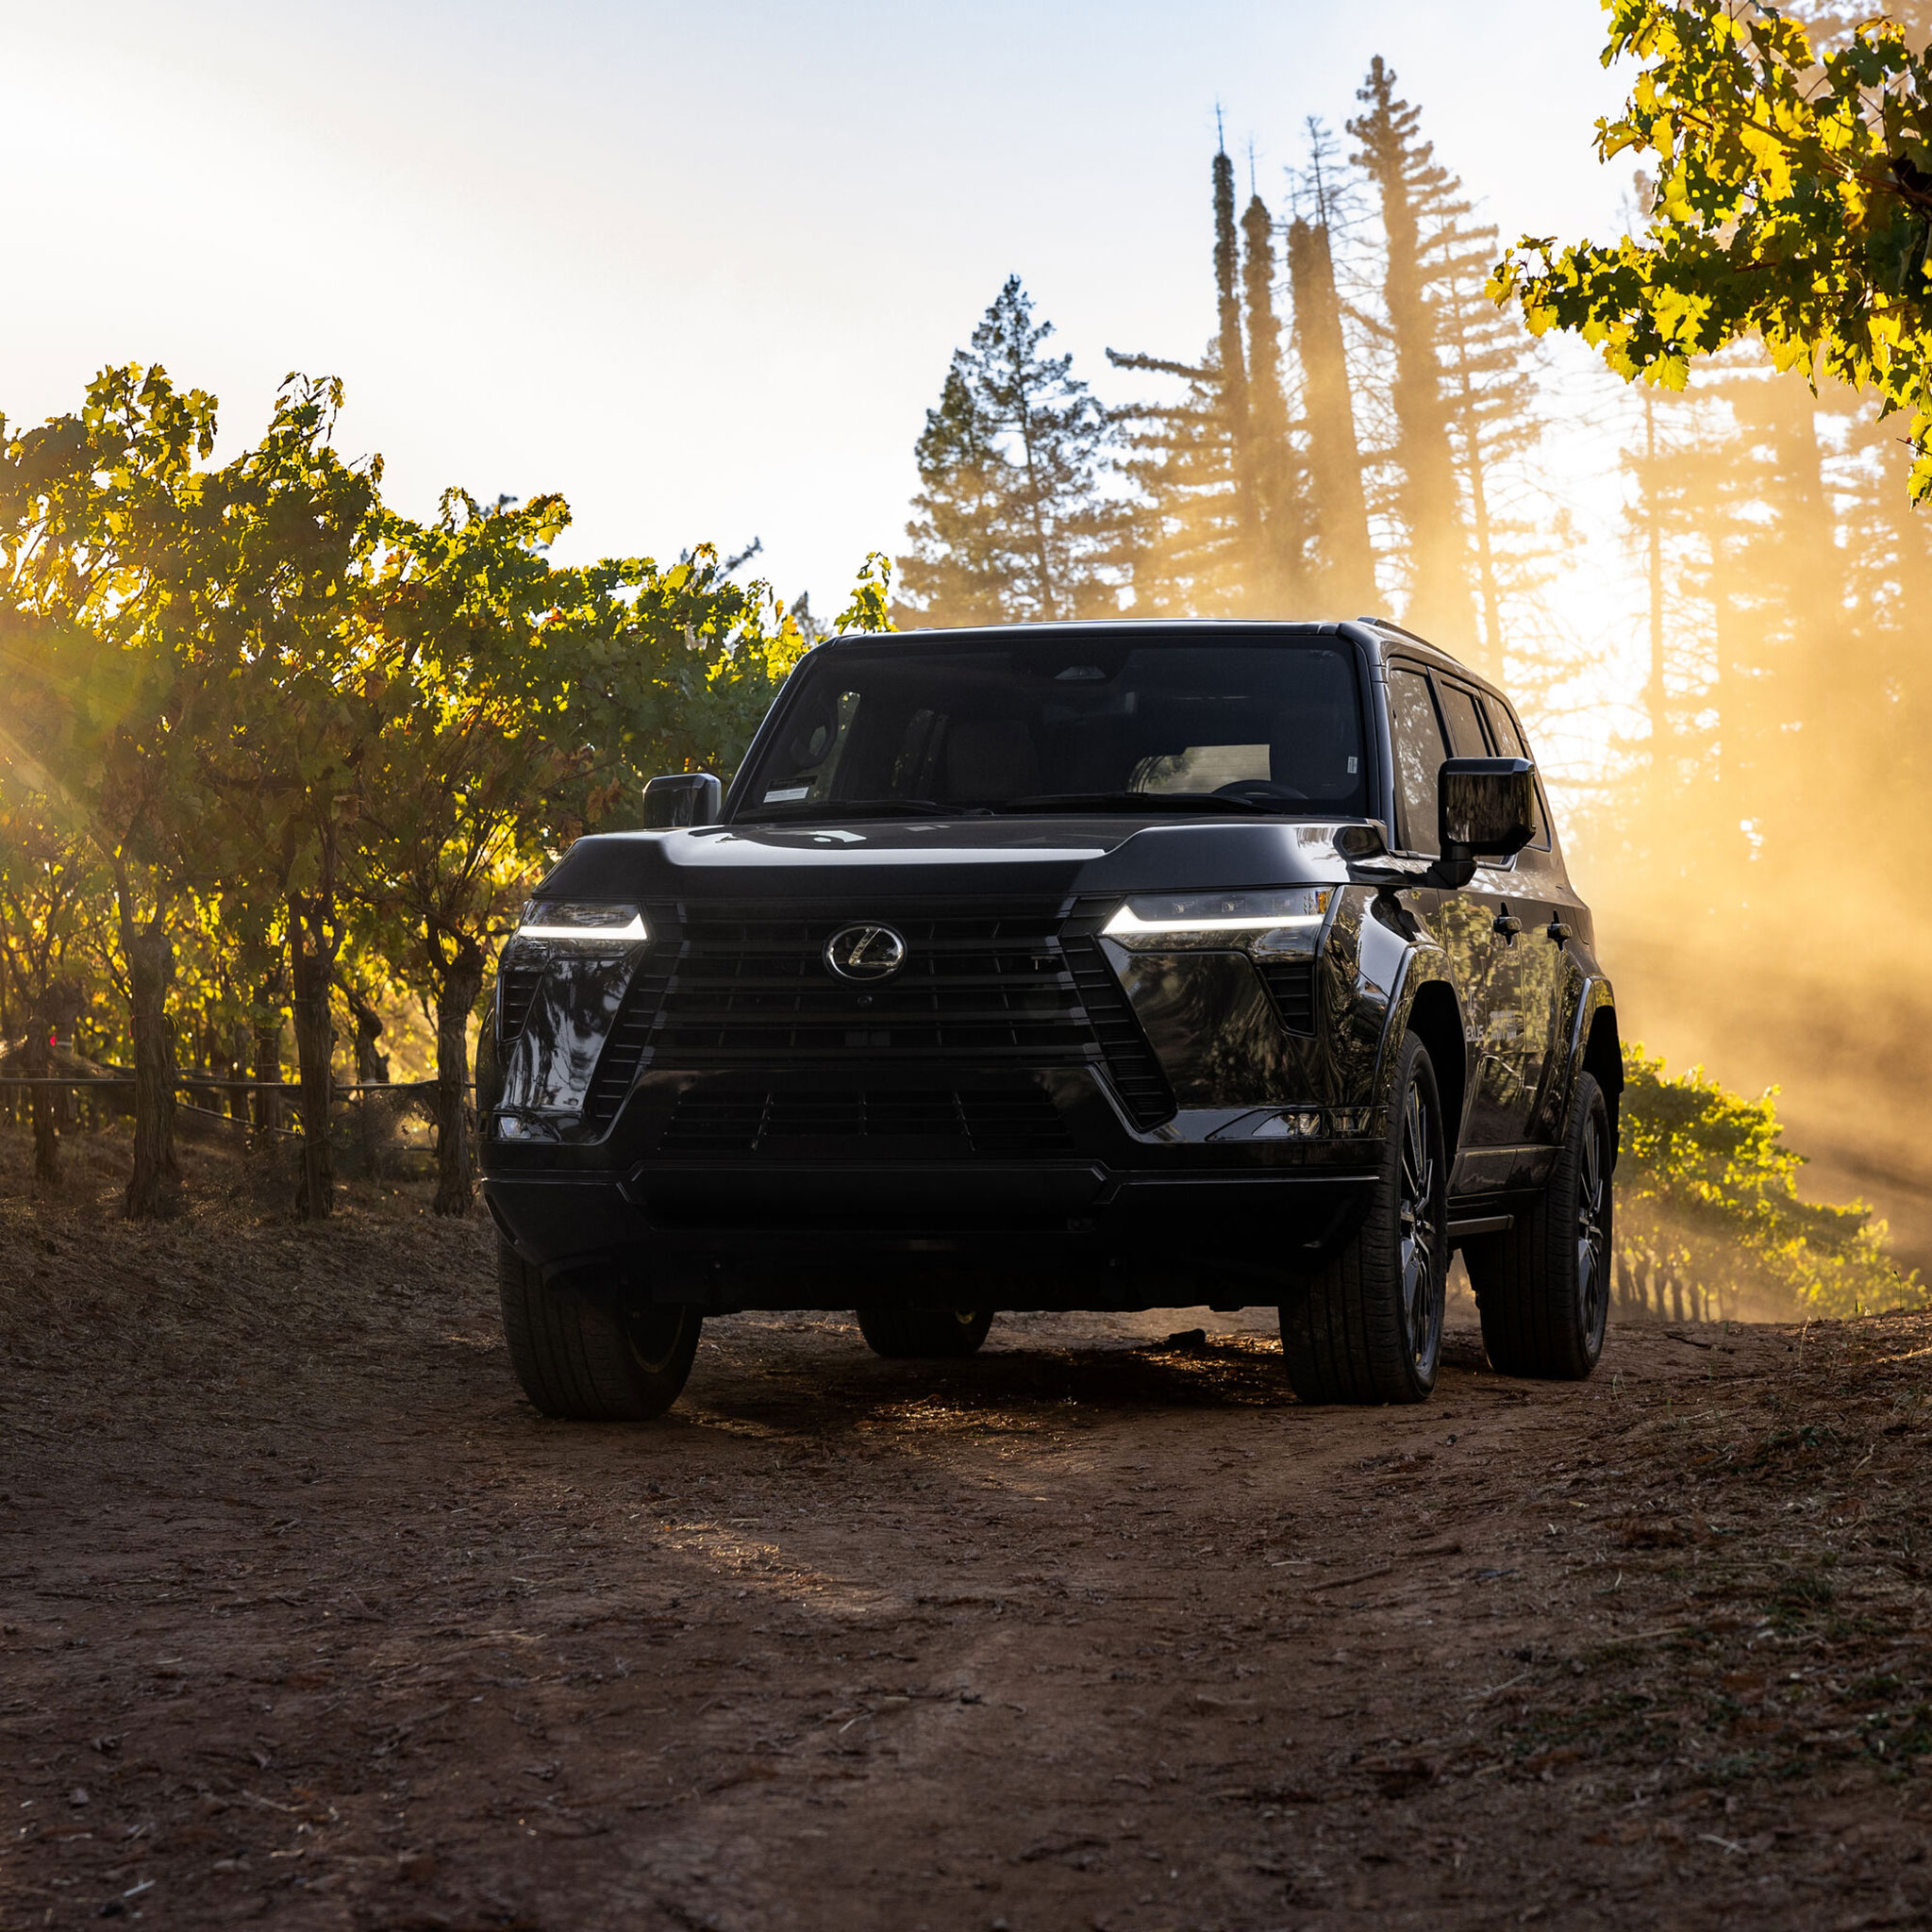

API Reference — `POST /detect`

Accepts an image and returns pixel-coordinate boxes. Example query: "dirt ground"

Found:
[4,1133,1931,1931]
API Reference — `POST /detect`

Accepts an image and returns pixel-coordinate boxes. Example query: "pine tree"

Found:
[898,366,1009,627]
[1348,58,1476,652]
[1288,125,1376,611]
[1241,185,1313,611]
[1213,151,1260,563]
[897,276,1120,625]
[1107,344,1245,617]
[1434,220,1554,682]
[1110,148,1314,616]
[1835,382,1932,850]
[1715,357,1903,923]
[1621,379,1739,841]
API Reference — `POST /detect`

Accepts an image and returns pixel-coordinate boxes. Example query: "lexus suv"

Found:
[479,620,1621,1419]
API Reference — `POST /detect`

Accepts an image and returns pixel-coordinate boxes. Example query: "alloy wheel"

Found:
[625,1306,696,1374]
[1575,1108,1609,1345]
[1396,1076,1441,1373]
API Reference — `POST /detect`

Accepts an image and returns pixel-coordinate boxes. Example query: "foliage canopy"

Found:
[1491,1,1932,496]
[1617,1047,1919,1317]
[0,362,890,1216]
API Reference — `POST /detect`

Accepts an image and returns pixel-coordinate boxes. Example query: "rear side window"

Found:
[1387,667,1446,856]
[1478,695,1550,847]
[1437,682,1491,759]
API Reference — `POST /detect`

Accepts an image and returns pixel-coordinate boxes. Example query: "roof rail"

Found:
[1355,614,1435,648]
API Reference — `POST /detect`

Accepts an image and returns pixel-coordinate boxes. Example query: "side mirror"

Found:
[642,772,724,828]
[1438,758,1536,867]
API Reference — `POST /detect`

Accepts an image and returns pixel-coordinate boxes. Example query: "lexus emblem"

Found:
[824,923,907,982]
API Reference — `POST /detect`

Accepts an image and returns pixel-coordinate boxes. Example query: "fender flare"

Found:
[1557,974,1623,1159]
[1373,938,1470,1156]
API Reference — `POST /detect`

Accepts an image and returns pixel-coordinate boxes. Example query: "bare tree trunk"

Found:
[124,923,180,1221]
[1643,391,1670,836]
[24,1019,58,1189]
[288,908,336,1221]
[432,940,485,1217]
[347,985,391,1181]
[251,983,285,1147]
[1211,148,1259,601]
[47,996,75,1141]
[1289,214,1376,612]
[228,1018,252,1143]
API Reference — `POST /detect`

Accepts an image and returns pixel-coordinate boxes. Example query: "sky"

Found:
[0,0,1636,619]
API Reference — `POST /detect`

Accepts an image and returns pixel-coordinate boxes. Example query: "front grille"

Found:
[660,1085,1076,1158]
[497,943,542,1041]
[1257,958,1316,1035]
[649,900,1090,1064]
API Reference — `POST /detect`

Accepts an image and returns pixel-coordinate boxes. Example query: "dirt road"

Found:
[4,1164,1930,1929]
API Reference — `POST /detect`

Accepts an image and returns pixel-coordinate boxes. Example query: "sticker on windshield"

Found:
[763,787,811,803]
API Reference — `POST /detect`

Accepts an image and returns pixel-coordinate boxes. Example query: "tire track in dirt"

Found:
[4,1170,1931,1929]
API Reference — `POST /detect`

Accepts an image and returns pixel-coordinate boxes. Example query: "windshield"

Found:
[733,635,1370,819]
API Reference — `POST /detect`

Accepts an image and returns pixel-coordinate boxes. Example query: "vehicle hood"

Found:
[536,816,1359,901]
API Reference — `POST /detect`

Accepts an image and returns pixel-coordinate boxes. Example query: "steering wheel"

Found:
[1213,779,1307,805]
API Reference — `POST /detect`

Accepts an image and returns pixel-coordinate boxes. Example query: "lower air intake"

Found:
[1257,958,1316,1036]
[659,1086,1076,1158]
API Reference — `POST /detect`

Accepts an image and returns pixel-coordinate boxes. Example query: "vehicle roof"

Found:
[817,617,1507,702]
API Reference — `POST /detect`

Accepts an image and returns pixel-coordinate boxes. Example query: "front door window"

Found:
[1387,668,1446,855]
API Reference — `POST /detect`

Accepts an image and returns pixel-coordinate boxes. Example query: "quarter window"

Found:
[1387,667,1447,855]
[1478,695,1550,847]
[1437,682,1491,759]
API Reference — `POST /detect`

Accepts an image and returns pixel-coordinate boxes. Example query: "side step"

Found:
[1447,1213,1514,1241]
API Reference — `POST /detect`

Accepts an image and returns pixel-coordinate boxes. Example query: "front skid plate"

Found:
[483,1166,1379,1308]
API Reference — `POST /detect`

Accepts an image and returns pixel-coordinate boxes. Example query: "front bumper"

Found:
[481,1066,1383,1312]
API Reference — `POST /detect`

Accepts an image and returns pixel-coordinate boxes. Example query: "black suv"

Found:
[479,621,1621,1419]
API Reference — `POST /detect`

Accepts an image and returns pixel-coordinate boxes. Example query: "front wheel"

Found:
[497,1240,702,1421]
[1464,1072,1612,1379]
[1278,1030,1448,1405]
[856,1305,994,1358]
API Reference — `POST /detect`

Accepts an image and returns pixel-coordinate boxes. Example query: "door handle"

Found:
[1545,918,1573,943]
[1491,912,1523,942]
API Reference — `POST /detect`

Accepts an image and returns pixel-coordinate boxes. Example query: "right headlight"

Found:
[514,900,649,945]
[1103,888,1330,946]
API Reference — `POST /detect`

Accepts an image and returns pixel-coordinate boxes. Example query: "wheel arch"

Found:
[1378,955,1468,1161]
[1567,981,1624,1167]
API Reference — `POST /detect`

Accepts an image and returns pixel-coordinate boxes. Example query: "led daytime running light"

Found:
[1103,890,1330,939]
[515,902,649,943]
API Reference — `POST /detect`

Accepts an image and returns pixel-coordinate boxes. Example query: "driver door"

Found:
[1432,676,1545,1157]
[1385,664,1493,1155]
[1477,692,1569,1174]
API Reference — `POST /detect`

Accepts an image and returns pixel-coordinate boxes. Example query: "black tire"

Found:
[497,1239,701,1421]
[1278,1030,1447,1405]
[1465,1071,1611,1380]
[855,1305,995,1359]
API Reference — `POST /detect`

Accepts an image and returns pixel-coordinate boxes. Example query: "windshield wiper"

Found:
[994,791,1277,815]
[736,797,973,822]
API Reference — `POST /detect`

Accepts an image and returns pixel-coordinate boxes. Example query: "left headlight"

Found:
[1103,888,1330,944]
[514,900,649,944]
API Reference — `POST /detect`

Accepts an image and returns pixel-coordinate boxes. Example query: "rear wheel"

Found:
[1278,1030,1447,1405]
[1464,1072,1611,1379]
[497,1239,701,1421]
[856,1305,994,1358]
